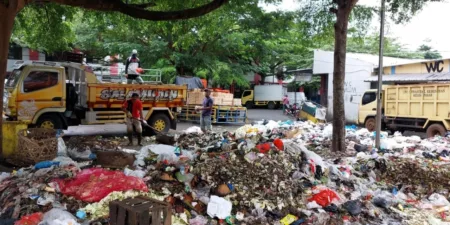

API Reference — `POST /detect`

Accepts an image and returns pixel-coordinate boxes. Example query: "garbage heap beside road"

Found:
[2,121,450,225]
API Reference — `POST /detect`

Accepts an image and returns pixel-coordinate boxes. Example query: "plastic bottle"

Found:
[34,161,60,170]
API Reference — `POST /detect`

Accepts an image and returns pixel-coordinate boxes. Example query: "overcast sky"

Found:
[262,0,450,58]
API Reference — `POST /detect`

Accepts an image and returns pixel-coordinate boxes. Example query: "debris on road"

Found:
[3,121,450,224]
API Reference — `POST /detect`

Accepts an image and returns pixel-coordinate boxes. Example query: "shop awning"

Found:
[364,73,450,82]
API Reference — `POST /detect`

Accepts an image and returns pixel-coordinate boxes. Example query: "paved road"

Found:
[63,109,291,136]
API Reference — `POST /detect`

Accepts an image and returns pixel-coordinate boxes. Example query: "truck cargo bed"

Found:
[385,84,450,120]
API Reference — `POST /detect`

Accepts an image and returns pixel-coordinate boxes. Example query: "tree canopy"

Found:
[11,0,336,88]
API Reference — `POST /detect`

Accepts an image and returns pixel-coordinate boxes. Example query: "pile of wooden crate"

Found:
[212,92,233,106]
[186,90,204,105]
[187,89,242,106]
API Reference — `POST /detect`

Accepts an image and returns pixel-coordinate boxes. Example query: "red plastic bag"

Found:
[15,212,43,225]
[256,143,271,154]
[273,139,284,151]
[55,168,148,202]
[308,189,339,207]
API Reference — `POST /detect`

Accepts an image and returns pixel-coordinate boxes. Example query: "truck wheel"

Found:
[268,101,276,110]
[36,114,64,130]
[148,113,171,134]
[245,101,254,109]
[426,124,446,138]
[365,117,376,132]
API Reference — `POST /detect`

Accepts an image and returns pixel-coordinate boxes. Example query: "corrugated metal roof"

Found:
[364,73,450,82]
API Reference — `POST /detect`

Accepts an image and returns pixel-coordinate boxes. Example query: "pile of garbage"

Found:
[4,121,450,224]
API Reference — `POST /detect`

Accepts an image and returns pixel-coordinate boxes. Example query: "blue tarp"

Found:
[175,76,204,90]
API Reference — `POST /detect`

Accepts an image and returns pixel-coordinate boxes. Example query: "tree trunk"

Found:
[0,1,24,156]
[331,0,357,152]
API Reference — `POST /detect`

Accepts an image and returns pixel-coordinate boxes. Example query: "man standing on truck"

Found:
[125,49,144,84]
[197,89,214,132]
[122,93,144,146]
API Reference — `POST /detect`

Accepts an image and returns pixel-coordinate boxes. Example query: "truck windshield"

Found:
[362,92,376,105]
[6,69,22,88]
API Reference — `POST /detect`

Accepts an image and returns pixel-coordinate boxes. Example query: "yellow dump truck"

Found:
[359,83,450,137]
[4,61,187,135]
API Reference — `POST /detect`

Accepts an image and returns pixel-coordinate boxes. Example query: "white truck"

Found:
[241,85,285,109]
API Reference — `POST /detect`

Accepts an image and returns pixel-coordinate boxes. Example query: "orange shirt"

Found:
[123,99,143,119]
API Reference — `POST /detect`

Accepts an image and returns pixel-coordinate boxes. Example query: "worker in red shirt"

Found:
[122,93,144,146]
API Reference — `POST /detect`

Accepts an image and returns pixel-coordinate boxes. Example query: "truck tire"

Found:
[268,101,276,110]
[245,101,254,109]
[364,117,376,132]
[36,114,64,130]
[426,123,446,138]
[147,113,171,135]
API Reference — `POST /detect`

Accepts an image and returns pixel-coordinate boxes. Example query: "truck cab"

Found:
[358,89,383,131]
[241,90,254,108]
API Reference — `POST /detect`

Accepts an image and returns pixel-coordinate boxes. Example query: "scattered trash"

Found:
[3,120,450,224]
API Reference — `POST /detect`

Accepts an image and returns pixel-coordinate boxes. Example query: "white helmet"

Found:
[132,49,138,54]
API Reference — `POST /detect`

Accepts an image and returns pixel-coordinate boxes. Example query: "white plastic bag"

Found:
[57,137,67,157]
[184,126,203,134]
[323,124,333,138]
[52,156,77,167]
[207,196,232,219]
[124,168,146,178]
[39,208,80,225]
[135,144,176,166]
[0,172,10,182]
[428,193,450,207]
[67,147,92,160]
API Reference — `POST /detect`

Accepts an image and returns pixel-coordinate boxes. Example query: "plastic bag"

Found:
[300,146,325,169]
[343,200,362,216]
[15,213,43,225]
[184,126,203,134]
[273,139,284,151]
[323,124,333,138]
[52,156,77,167]
[55,168,148,202]
[39,208,79,225]
[124,168,146,178]
[189,216,208,225]
[428,193,450,207]
[0,172,10,182]
[256,143,271,154]
[308,189,340,207]
[57,137,68,157]
[207,196,232,219]
[67,147,93,160]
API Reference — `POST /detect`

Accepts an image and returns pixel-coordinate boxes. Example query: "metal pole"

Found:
[375,0,386,149]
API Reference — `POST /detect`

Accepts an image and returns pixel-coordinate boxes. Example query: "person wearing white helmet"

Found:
[125,49,144,84]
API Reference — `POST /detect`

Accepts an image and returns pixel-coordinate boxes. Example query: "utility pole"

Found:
[376,0,386,149]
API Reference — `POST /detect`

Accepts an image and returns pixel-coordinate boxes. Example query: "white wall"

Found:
[7,47,46,72]
[287,92,306,105]
[313,50,374,124]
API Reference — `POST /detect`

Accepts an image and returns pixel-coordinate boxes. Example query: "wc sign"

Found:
[423,60,445,73]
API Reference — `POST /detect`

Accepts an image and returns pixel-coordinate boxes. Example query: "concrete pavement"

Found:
[63,109,291,136]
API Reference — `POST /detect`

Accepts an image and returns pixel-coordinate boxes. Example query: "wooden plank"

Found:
[117,206,127,225]
[109,201,119,225]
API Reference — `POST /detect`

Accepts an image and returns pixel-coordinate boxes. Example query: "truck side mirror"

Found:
[350,96,353,102]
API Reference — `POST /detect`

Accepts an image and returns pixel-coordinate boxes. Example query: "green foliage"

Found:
[12,3,77,53]
[418,42,442,59]
[69,1,323,87]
